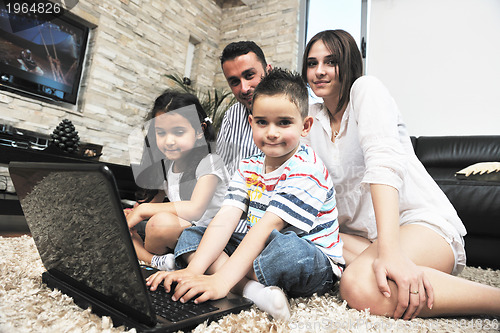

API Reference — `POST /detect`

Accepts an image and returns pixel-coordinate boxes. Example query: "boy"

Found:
[146,68,345,321]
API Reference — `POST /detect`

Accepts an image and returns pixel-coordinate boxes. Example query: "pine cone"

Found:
[50,119,80,154]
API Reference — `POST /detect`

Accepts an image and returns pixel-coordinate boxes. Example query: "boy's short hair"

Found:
[220,41,267,70]
[253,68,309,118]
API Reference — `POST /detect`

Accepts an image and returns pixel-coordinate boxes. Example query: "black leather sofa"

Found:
[412,136,500,270]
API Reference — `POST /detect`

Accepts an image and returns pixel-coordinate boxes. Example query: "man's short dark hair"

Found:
[220,41,267,70]
[253,68,309,118]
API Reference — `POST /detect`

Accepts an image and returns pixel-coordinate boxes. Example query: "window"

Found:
[306,0,363,46]
[184,37,200,80]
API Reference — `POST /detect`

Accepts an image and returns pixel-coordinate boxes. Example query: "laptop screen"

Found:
[9,163,156,325]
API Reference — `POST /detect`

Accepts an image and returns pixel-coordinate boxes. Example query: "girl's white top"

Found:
[165,153,230,226]
[302,76,466,241]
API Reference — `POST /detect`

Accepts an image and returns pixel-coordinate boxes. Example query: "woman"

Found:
[301,29,500,320]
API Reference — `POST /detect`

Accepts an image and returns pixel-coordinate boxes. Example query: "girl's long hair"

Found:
[135,90,216,202]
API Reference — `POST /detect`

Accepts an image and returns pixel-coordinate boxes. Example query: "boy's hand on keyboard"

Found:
[146,268,196,293]
[171,273,231,305]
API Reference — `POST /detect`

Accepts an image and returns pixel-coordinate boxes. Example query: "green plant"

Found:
[165,74,235,133]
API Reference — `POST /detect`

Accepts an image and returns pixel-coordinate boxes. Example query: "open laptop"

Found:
[8,162,253,332]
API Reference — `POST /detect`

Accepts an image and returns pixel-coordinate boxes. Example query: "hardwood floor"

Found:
[0,231,30,237]
[0,214,30,237]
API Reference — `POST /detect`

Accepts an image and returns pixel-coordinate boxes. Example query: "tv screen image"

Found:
[0,7,89,104]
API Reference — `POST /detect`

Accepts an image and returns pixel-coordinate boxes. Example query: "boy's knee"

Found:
[256,231,333,296]
[177,225,205,241]
[174,226,206,259]
[261,231,314,269]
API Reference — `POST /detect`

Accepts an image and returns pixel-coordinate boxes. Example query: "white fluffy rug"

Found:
[1,235,499,332]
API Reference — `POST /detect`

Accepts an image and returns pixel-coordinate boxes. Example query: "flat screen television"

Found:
[0,5,90,105]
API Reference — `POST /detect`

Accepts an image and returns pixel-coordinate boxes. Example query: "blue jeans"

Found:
[175,226,338,297]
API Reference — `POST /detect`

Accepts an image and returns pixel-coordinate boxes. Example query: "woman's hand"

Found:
[369,184,434,319]
[373,252,434,320]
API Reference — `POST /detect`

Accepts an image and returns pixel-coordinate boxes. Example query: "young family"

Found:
[126,30,500,321]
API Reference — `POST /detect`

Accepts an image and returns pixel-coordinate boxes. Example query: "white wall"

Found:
[366,0,500,136]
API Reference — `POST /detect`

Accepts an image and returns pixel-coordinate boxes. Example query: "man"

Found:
[216,41,272,177]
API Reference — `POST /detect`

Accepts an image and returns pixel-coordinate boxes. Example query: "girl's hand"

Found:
[126,204,146,229]
[373,253,434,320]
[123,208,133,217]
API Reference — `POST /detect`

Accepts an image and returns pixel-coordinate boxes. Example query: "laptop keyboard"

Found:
[150,288,219,322]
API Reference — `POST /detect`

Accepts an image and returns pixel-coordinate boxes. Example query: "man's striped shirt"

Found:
[216,102,260,177]
[216,102,260,234]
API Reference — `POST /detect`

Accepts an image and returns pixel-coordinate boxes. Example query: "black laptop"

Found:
[8,162,252,332]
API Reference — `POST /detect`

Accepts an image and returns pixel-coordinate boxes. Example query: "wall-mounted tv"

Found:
[0,6,90,105]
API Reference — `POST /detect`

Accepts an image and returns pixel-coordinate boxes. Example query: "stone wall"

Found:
[0,0,301,166]
[216,0,302,87]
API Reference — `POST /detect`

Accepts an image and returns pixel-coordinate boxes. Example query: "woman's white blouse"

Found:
[302,76,466,241]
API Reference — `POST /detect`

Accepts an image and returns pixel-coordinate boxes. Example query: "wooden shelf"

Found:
[0,144,138,201]
[0,144,139,232]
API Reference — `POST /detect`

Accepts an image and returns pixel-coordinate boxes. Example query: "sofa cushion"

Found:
[464,235,500,269]
[425,167,460,182]
[437,180,500,237]
[415,136,500,169]
[412,135,500,269]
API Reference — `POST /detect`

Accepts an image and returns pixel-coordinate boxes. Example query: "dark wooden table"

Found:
[0,144,138,219]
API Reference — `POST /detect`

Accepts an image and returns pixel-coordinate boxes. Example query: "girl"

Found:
[301,30,500,320]
[127,90,230,271]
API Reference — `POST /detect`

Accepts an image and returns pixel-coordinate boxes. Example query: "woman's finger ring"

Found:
[410,290,419,294]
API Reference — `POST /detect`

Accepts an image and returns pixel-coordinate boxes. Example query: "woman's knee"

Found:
[339,265,373,310]
[339,263,394,316]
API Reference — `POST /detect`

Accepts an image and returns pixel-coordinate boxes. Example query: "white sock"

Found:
[242,280,290,321]
[151,253,175,271]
